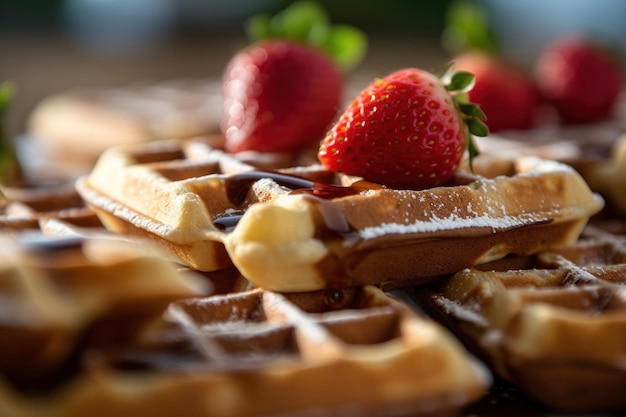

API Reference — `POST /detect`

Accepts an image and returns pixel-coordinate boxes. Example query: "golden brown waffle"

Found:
[0,274,490,417]
[0,179,101,232]
[476,120,626,215]
[76,137,603,292]
[0,233,207,398]
[75,137,262,272]
[413,221,626,413]
[27,79,224,174]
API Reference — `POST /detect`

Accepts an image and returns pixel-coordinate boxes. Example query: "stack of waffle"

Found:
[26,79,224,176]
[0,204,492,417]
[2,78,625,416]
[414,222,626,412]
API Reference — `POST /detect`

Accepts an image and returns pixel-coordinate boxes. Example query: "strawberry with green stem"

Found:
[222,1,367,154]
[318,67,488,190]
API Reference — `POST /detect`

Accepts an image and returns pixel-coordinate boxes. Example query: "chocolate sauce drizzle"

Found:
[223,170,363,206]
[215,170,366,232]
[20,234,85,252]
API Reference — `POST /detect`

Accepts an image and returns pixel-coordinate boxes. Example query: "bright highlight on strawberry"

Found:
[318,67,488,190]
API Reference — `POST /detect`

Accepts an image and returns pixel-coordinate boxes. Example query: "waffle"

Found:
[26,78,224,174]
[0,233,207,398]
[475,116,626,215]
[0,179,101,232]
[413,221,626,412]
[0,270,491,417]
[76,136,604,292]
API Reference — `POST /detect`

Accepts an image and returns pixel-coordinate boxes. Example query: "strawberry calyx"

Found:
[441,65,489,170]
[245,1,367,72]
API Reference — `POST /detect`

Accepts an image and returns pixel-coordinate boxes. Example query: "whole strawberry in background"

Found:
[318,67,488,190]
[442,1,540,133]
[534,37,623,124]
[222,1,367,154]
[453,51,539,132]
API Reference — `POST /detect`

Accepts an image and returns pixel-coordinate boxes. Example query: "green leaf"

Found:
[454,91,469,104]
[466,117,489,137]
[248,0,331,45]
[466,134,480,171]
[323,25,368,72]
[458,102,486,120]
[446,71,475,92]
[244,1,368,72]
[246,15,273,43]
[0,81,22,185]
[305,21,331,50]
[441,0,498,54]
[273,0,330,45]
[0,82,14,115]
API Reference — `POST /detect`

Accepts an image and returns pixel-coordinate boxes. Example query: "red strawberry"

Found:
[318,68,488,190]
[222,40,342,153]
[220,1,367,154]
[534,37,622,124]
[454,51,539,132]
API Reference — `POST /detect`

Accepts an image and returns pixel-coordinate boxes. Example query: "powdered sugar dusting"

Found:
[433,295,488,327]
[516,156,575,175]
[359,212,541,240]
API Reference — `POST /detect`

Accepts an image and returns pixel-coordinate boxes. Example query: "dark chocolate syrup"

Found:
[223,170,364,206]
[224,171,316,206]
[213,215,243,232]
[324,289,348,310]
[216,170,366,233]
[20,233,84,252]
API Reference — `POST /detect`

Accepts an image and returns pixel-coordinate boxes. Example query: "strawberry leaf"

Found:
[245,1,367,72]
[446,71,475,92]
[461,114,488,175]
[275,0,329,45]
[439,66,488,172]
[458,102,486,120]
[466,134,480,171]
[246,15,273,42]
[246,1,329,45]
[438,65,488,173]
[323,25,368,71]
[442,0,497,55]
[466,117,489,137]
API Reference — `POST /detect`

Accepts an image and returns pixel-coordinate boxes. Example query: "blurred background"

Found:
[2,0,626,133]
[0,0,452,133]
